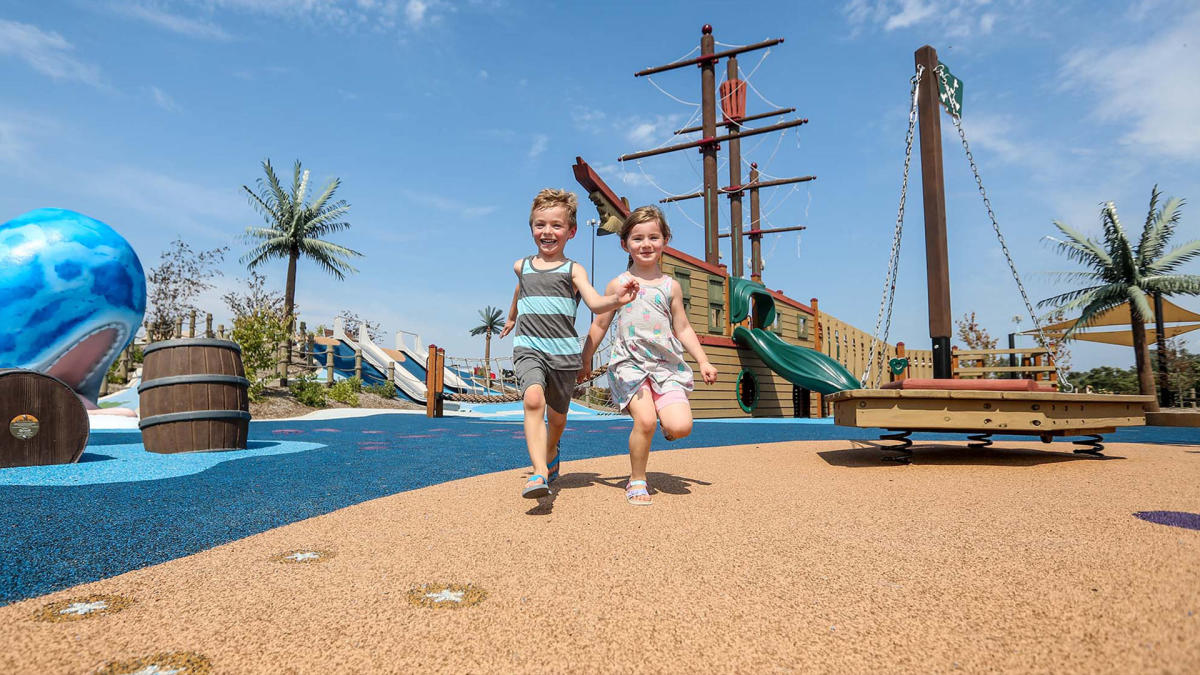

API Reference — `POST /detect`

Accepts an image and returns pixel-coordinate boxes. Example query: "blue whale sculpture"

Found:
[0,208,146,408]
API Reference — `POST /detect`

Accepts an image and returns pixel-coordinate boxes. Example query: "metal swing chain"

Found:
[936,65,1071,392]
[864,66,923,388]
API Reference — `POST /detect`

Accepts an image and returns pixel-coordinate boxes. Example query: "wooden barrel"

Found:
[0,369,89,468]
[138,338,251,453]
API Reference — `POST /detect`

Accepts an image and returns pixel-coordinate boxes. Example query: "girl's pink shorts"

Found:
[638,382,688,411]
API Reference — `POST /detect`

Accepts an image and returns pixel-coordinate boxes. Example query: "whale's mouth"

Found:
[45,328,118,406]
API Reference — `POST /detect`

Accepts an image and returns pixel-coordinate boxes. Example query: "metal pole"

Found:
[700,24,720,266]
[914,45,953,379]
[588,218,598,324]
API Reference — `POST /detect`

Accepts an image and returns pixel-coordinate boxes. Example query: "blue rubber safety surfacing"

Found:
[1,413,1198,606]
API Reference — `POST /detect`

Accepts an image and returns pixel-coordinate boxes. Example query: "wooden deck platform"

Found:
[827,388,1155,461]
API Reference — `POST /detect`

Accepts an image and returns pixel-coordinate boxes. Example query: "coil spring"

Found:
[967,432,993,449]
[1072,434,1105,456]
[880,430,913,463]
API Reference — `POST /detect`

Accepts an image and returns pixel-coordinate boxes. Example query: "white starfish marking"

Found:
[59,601,108,615]
[424,589,465,603]
[128,666,183,675]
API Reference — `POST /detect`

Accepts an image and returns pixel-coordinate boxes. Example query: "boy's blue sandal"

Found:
[625,480,652,506]
[522,474,550,499]
[547,444,561,483]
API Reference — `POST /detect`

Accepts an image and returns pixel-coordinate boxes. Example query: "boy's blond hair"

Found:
[529,188,578,229]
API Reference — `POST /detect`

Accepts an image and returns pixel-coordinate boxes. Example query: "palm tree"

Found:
[242,159,363,385]
[470,306,504,391]
[1039,186,1200,411]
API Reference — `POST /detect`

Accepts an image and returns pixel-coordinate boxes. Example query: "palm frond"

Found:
[1147,240,1200,273]
[1126,285,1154,322]
[1141,274,1200,297]
[1045,222,1113,270]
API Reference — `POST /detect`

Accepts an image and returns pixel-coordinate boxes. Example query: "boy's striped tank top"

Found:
[513,256,582,370]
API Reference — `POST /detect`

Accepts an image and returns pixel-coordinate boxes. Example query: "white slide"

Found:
[394,329,479,392]
[333,318,428,403]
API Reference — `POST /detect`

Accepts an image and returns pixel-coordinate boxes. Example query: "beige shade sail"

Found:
[1036,323,1200,346]
[1036,297,1200,331]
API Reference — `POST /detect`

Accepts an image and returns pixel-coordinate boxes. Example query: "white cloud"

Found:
[528,134,548,159]
[111,3,233,40]
[624,114,686,148]
[397,189,497,218]
[478,69,488,79]
[405,0,429,26]
[844,0,1024,38]
[594,163,656,189]
[1059,9,1200,160]
[80,165,248,239]
[0,111,60,166]
[0,19,105,88]
[884,0,937,30]
[148,86,181,112]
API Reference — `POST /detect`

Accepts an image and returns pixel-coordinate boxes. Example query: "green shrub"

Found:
[289,376,327,407]
[247,379,267,403]
[364,381,396,398]
[231,309,289,391]
[329,377,361,406]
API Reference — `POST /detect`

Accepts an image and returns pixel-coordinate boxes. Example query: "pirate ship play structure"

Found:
[573,30,1151,454]
[573,25,931,419]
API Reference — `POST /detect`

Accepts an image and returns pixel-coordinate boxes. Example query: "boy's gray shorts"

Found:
[514,353,577,415]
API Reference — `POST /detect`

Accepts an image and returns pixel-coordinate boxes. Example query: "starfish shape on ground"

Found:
[59,601,108,615]
[424,589,465,603]
[127,666,183,675]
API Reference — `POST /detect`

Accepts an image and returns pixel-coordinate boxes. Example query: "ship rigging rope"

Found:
[934,64,1070,392]
[738,64,784,110]
[863,66,922,388]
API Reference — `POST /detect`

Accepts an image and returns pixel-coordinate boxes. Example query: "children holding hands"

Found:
[499,189,638,499]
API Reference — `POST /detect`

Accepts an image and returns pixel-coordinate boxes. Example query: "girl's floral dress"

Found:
[607,273,694,410]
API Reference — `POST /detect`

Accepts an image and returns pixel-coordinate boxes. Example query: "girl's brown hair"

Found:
[620,205,671,268]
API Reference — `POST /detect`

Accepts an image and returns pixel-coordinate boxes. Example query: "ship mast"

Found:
[618,25,812,280]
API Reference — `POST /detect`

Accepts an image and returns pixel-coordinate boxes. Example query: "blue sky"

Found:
[1,0,1197,373]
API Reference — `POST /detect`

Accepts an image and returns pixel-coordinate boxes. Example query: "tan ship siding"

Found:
[682,344,819,418]
[816,311,934,382]
[662,253,727,336]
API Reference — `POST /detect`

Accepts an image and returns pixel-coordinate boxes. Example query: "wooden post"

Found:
[217,324,225,339]
[326,346,334,386]
[950,345,959,379]
[387,361,395,384]
[354,347,363,381]
[894,342,908,383]
[188,310,196,338]
[915,45,953,379]
[174,317,183,339]
[205,313,213,338]
[426,345,441,418]
[277,342,287,385]
[700,25,720,265]
[749,163,762,282]
[726,54,744,277]
[1032,352,1042,382]
[435,348,446,416]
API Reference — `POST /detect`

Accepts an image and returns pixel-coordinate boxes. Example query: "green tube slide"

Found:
[732,325,861,395]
